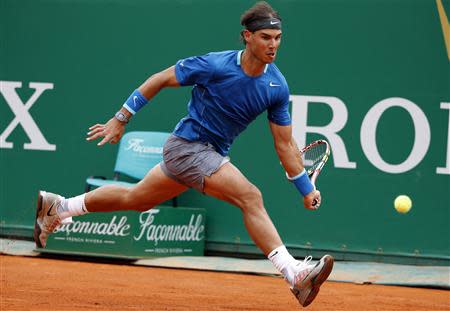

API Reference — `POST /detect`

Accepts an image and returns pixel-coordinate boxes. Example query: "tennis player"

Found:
[34,1,333,307]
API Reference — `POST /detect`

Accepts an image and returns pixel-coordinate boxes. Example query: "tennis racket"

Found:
[300,139,330,207]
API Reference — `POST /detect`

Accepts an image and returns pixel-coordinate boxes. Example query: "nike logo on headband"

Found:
[270,20,279,25]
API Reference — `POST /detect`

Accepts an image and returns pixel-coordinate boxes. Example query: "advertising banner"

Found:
[41,207,206,258]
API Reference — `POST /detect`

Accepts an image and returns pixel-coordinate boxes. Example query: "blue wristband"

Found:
[289,169,314,196]
[123,89,148,115]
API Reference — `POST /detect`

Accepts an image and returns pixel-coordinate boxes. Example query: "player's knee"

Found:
[133,203,157,212]
[118,188,156,212]
[116,188,133,209]
[240,184,264,211]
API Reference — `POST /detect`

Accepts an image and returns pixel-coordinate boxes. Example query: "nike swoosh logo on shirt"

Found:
[269,82,281,87]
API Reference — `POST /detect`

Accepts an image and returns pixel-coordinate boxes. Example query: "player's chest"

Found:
[210,75,276,111]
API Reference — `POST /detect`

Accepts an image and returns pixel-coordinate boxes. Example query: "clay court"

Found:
[1,254,448,311]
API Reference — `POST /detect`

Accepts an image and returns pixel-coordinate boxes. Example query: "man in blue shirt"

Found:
[34,1,333,307]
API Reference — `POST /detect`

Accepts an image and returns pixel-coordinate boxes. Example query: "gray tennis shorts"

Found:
[160,135,230,192]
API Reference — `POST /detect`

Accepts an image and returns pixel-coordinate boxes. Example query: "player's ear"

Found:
[243,29,252,44]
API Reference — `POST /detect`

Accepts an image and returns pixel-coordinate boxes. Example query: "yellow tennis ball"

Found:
[394,195,412,214]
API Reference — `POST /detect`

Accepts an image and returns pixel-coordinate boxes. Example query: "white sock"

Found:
[268,245,299,286]
[57,194,89,219]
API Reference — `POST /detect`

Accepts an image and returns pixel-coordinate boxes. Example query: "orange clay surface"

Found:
[1,255,449,311]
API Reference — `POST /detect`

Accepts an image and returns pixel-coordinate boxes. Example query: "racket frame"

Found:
[300,139,330,185]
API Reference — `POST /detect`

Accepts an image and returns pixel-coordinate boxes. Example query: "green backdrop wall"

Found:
[1,0,449,264]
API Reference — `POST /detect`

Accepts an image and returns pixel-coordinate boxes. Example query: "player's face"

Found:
[246,29,282,64]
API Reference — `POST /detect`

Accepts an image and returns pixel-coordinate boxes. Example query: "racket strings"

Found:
[302,144,326,173]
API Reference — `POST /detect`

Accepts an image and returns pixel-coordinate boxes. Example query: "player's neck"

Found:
[240,49,266,77]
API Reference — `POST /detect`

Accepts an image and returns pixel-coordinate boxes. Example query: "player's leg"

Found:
[84,164,188,212]
[34,164,188,248]
[203,162,333,307]
[204,162,281,255]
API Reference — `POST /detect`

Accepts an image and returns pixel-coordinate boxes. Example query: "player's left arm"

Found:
[86,66,179,146]
[269,121,321,209]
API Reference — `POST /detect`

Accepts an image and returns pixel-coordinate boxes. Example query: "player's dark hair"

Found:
[240,1,282,44]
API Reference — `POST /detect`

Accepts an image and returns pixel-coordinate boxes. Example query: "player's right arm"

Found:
[269,122,321,210]
[86,66,179,146]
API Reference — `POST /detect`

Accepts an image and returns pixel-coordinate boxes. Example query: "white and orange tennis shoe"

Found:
[33,191,72,248]
[290,254,334,307]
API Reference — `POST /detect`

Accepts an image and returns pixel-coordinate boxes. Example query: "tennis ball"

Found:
[394,195,412,214]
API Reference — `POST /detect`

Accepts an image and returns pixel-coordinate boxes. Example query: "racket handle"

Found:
[311,180,318,207]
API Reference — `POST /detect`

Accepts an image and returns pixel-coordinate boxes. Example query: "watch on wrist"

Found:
[114,111,129,124]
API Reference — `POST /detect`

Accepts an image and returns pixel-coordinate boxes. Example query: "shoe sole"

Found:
[303,255,334,307]
[33,191,44,248]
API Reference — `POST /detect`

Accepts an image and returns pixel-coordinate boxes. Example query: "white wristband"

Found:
[286,168,307,181]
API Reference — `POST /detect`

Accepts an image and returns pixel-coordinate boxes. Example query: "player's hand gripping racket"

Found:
[300,140,330,208]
